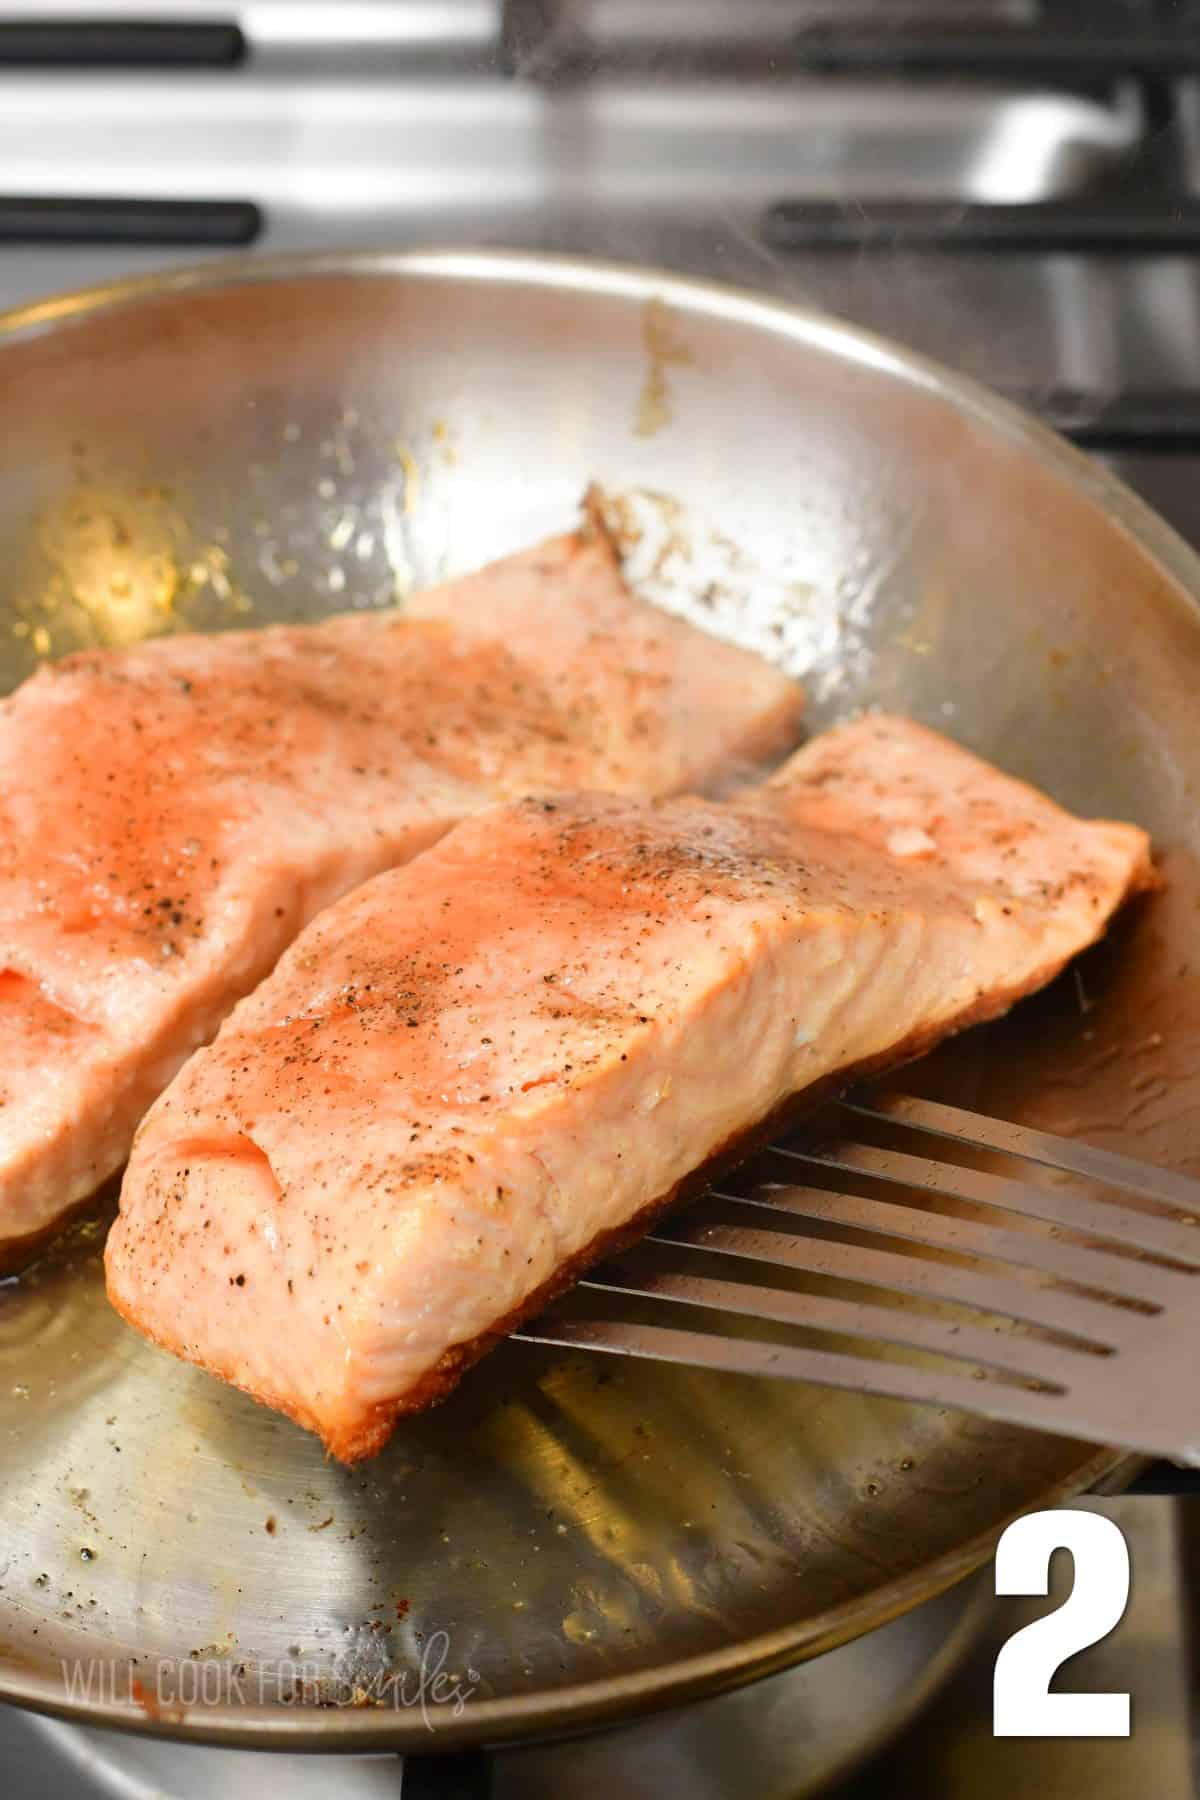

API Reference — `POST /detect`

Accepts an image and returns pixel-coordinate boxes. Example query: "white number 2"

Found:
[993,1509,1131,1738]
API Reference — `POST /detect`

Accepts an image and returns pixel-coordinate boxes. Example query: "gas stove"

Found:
[1,3,1200,1795]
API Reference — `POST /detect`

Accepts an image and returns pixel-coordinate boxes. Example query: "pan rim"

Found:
[0,244,1176,1747]
[1,242,1199,611]
[0,1445,1127,1750]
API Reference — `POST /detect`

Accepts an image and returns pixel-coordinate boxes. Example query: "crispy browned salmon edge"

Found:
[0,1189,113,1277]
[105,859,1156,1463]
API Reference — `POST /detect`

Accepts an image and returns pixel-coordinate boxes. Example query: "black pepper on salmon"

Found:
[106,715,1153,1460]
[0,519,802,1259]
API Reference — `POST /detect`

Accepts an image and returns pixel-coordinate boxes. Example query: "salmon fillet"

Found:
[106,716,1154,1460]
[0,524,801,1258]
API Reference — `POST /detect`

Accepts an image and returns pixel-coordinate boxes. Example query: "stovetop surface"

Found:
[0,5,1196,472]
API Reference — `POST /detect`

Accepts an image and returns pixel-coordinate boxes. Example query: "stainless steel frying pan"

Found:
[1,250,1199,1751]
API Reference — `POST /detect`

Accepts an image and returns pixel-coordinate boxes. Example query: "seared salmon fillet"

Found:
[0,524,801,1258]
[106,716,1154,1459]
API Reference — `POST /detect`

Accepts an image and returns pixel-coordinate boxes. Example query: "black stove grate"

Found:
[1034,389,1200,451]
[764,198,1200,254]
[764,4,1200,456]
[792,0,1200,79]
[0,20,244,67]
[791,23,1200,78]
[0,17,252,248]
[0,195,260,248]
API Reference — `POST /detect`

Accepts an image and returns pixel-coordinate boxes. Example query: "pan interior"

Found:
[0,254,1197,1748]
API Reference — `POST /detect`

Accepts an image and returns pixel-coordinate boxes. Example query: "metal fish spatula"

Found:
[515,1093,1200,1464]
